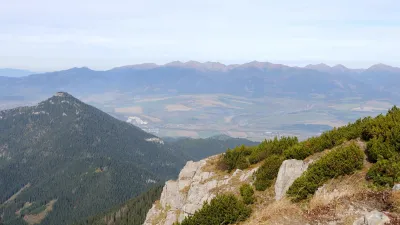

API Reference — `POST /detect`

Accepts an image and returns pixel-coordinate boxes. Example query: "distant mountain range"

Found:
[113,60,397,73]
[2,61,400,103]
[0,68,35,77]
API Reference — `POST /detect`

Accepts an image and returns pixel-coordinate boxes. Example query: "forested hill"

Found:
[75,185,163,225]
[0,92,188,225]
[74,135,259,225]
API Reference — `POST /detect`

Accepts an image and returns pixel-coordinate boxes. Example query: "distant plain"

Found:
[1,92,390,141]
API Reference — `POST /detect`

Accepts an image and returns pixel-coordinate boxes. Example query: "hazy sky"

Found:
[1,0,400,71]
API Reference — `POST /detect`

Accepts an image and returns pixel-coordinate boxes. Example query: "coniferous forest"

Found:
[0,93,186,225]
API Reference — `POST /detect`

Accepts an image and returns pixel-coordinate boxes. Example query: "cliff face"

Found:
[143,156,258,225]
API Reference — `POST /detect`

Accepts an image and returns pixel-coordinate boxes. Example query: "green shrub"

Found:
[222,145,252,171]
[222,106,400,197]
[237,157,250,170]
[248,137,298,164]
[361,106,400,143]
[175,194,251,225]
[28,205,47,214]
[367,157,400,187]
[240,184,255,204]
[222,137,297,171]
[283,143,312,160]
[19,202,44,216]
[282,118,368,160]
[366,137,396,162]
[254,155,284,191]
[287,142,364,201]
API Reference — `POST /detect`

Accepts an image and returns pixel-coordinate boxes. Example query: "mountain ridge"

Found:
[111,60,394,72]
[0,92,188,225]
[3,60,396,101]
[3,61,398,75]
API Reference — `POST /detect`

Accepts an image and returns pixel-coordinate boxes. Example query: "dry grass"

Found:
[309,166,370,210]
[202,155,260,197]
[199,155,229,186]
[180,185,190,195]
[202,155,224,172]
[387,213,400,224]
[151,203,171,225]
[209,171,248,196]
[304,149,330,164]
[238,185,394,225]
[390,191,400,213]
[240,196,305,225]
[154,200,162,210]
[305,190,392,224]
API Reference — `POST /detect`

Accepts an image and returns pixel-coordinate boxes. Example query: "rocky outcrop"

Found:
[353,210,390,225]
[393,184,400,191]
[275,159,310,200]
[143,156,258,225]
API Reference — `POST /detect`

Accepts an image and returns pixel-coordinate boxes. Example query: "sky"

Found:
[1,0,400,71]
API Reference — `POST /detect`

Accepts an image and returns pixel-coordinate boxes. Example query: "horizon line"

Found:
[2,60,399,74]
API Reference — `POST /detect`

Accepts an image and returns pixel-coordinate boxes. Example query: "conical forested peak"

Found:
[0,93,187,225]
[44,92,82,104]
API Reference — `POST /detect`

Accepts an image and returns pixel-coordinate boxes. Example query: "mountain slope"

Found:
[75,185,163,225]
[0,92,187,225]
[73,135,258,225]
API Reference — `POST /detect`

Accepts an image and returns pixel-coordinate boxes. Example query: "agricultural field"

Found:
[78,92,394,141]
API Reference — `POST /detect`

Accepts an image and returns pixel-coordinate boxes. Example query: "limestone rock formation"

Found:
[353,210,390,225]
[275,159,310,200]
[143,156,258,225]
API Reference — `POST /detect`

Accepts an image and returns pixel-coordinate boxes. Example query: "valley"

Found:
[1,61,399,141]
[0,92,394,142]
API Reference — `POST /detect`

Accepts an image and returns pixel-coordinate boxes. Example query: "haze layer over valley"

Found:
[1,61,398,141]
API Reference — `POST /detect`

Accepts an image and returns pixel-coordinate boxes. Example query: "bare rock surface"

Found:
[275,159,310,200]
[353,210,390,225]
[143,156,258,225]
